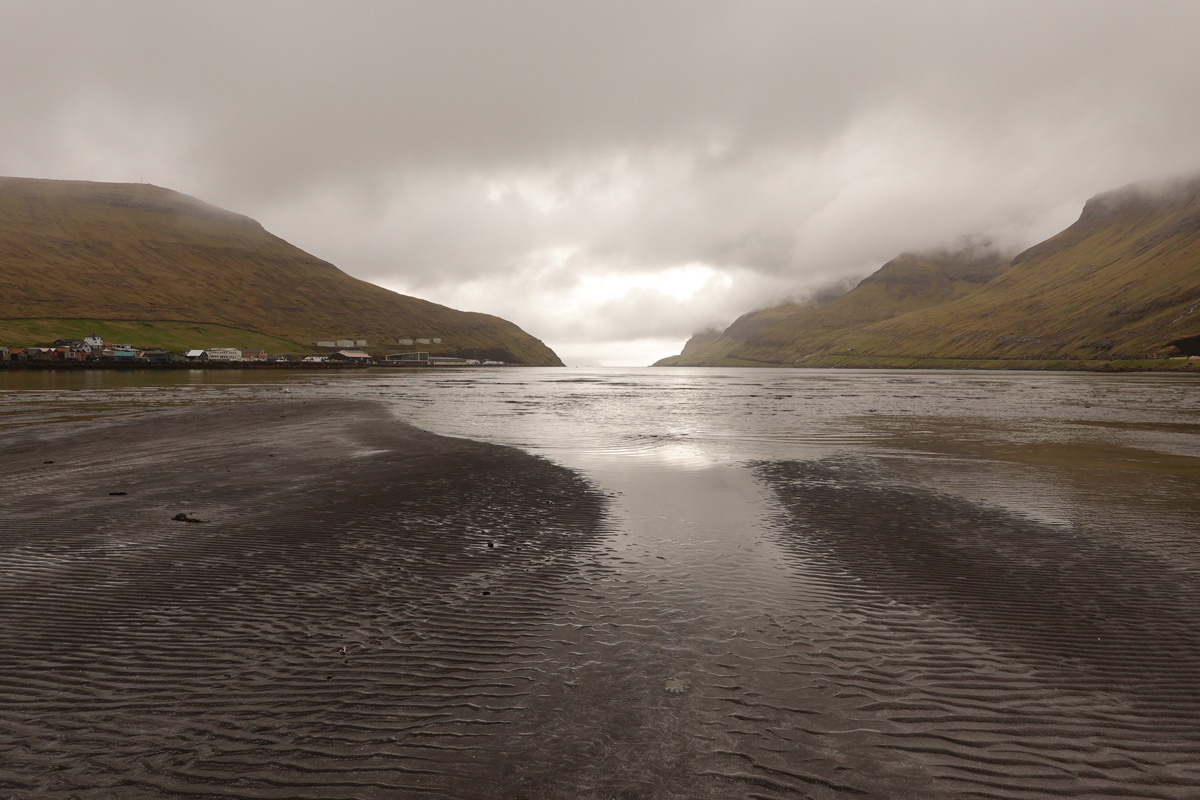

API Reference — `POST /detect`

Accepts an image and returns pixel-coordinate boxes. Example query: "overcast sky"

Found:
[4,1,1200,364]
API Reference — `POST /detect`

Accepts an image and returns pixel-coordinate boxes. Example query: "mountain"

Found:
[657,175,1200,368]
[656,240,1011,366]
[0,177,562,365]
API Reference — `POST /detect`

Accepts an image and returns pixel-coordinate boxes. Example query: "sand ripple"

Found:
[3,398,1199,798]
[0,400,608,799]
[746,457,1200,798]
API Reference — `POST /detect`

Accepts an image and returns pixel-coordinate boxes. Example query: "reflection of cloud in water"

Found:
[351,448,390,458]
[627,437,715,470]
[552,433,720,471]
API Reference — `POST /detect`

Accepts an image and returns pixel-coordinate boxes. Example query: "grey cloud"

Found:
[3,1,1200,363]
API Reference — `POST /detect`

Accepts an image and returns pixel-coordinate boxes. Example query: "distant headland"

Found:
[0,177,563,366]
[656,174,1200,370]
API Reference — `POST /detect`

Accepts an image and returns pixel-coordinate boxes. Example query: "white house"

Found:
[205,347,242,361]
[84,334,104,349]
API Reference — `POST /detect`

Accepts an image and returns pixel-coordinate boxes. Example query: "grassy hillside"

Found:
[0,319,301,354]
[658,175,1200,368]
[657,243,1010,366]
[841,177,1200,362]
[0,177,562,365]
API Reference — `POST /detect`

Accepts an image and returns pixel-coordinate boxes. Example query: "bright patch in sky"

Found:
[578,264,731,304]
[486,177,561,215]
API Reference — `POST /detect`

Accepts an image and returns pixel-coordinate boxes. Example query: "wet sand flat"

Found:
[754,457,1200,798]
[3,381,1200,799]
[0,400,608,798]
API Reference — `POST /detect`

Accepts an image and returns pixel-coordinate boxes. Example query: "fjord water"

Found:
[3,367,1199,798]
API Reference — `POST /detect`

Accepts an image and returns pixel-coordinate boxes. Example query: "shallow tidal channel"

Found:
[2,367,1199,798]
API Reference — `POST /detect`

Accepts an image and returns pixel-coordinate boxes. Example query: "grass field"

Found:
[0,319,306,353]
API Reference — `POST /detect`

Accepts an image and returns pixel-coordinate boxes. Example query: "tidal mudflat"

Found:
[2,368,1199,798]
[0,400,609,798]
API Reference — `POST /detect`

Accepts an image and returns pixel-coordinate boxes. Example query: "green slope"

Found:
[658,175,1200,368]
[656,243,1010,366]
[843,177,1200,362]
[0,177,562,365]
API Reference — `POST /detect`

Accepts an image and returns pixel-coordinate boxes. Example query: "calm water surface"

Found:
[3,366,1200,798]
[7,366,1197,543]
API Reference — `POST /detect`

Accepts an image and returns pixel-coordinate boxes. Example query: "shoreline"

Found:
[0,361,525,372]
[7,358,1200,372]
[657,356,1200,372]
[0,360,366,371]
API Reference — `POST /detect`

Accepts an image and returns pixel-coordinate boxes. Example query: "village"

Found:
[0,334,510,367]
